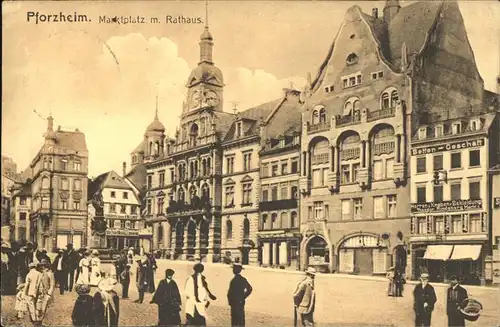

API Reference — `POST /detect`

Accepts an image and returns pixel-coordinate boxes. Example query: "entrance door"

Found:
[72,234,82,249]
[354,249,373,275]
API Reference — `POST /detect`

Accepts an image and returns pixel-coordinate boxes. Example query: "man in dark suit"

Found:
[51,249,66,294]
[227,263,253,327]
[151,268,182,326]
[134,259,148,303]
[63,243,79,292]
[447,275,468,327]
[413,273,437,327]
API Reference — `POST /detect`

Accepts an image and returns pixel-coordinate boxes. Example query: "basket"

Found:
[459,298,483,322]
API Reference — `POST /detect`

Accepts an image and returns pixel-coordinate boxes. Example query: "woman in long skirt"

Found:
[89,250,102,287]
[76,251,91,286]
[386,266,395,297]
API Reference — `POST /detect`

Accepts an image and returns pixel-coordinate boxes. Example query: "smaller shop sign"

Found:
[494,197,500,208]
[106,228,139,236]
[411,199,482,213]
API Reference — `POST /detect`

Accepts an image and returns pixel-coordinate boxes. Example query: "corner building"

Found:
[298,0,485,275]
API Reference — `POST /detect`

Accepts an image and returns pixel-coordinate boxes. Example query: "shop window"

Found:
[434,217,444,234]
[469,214,481,233]
[418,218,426,234]
[451,215,462,233]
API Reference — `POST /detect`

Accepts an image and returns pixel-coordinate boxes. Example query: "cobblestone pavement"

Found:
[2,260,499,326]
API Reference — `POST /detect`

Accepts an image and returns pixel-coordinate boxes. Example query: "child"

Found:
[119,264,131,299]
[71,284,94,327]
[15,283,27,319]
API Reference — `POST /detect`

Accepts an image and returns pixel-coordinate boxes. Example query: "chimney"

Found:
[122,162,127,177]
[372,8,378,19]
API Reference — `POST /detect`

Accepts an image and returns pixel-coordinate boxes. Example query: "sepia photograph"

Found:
[1,0,499,326]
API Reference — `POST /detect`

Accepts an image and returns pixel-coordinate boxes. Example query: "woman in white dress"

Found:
[76,251,91,285]
[89,250,102,287]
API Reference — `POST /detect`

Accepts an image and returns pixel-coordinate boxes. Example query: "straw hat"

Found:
[305,266,317,276]
[98,278,117,292]
[420,273,429,279]
[92,249,99,256]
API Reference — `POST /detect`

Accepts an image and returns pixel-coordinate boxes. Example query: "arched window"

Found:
[206,158,212,175]
[190,162,195,178]
[280,212,288,229]
[226,220,233,239]
[390,90,399,108]
[189,185,197,201]
[243,219,250,239]
[353,100,361,115]
[291,211,298,228]
[271,213,278,229]
[343,97,360,116]
[371,125,395,181]
[381,93,390,109]
[312,110,319,125]
[310,138,330,187]
[202,159,207,176]
[190,124,199,147]
[344,102,353,115]
[42,177,50,189]
[262,214,268,230]
[149,142,154,155]
[158,224,164,242]
[339,132,361,185]
[319,108,327,123]
[177,187,185,203]
[201,183,210,200]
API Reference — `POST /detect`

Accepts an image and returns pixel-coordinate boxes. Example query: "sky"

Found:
[2,1,499,178]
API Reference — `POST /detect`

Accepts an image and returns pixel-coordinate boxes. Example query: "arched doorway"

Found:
[337,234,388,275]
[305,236,330,270]
[186,220,197,259]
[199,219,209,259]
[241,218,251,265]
[174,220,184,259]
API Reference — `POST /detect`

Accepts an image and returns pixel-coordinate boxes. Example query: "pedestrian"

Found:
[39,249,51,264]
[52,249,66,294]
[127,247,134,264]
[76,250,91,286]
[38,259,56,324]
[134,259,148,303]
[24,262,42,326]
[151,268,182,327]
[74,248,85,284]
[447,275,468,327]
[386,266,395,296]
[293,266,316,327]
[71,284,94,327]
[394,271,404,297]
[120,264,131,299]
[413,273,437,327]
[227,262,253,327]
[65,243,79,292]
[15,282,27,320]
[184,262,217,326]
[89,250,102,287]
[93,277,120,327]
[146,253,157,293]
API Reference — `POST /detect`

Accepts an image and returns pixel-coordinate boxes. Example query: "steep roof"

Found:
[263,92,303,139]
[125,164,147,192]
[55,130,87,151]
[131,139,146,154]
[213,111,237,140]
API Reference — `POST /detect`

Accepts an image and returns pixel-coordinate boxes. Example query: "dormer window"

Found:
[342,72,362,89]
[418,127,427,139]
[452,122,462,135]
[236,122,243,138]
[279,138,285,148]
[435,125,443,137]
[346,53,358,65]
[470,119,481,132]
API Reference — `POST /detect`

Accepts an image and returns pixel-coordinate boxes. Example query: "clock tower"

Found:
[184,24,224,114]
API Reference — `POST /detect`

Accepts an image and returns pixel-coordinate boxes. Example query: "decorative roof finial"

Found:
[205,0,209,28]
[231,101,239,114]
[155,94,159,119]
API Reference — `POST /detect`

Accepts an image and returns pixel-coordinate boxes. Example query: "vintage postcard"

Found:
[1,0,499,326]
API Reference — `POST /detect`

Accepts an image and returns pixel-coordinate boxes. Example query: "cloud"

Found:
[2,32,305,177]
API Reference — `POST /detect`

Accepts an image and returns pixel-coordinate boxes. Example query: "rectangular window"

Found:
[120,205,126,214]
[352,163,360,183]
[341,165,350,184]
[261,188,269,202]
[451,215,462,233]
[111,191,116,198]
[418,218,426,234]
[385,159,394,179]
[147,175,152,189]
[470,214,481,233]
[452,123,461,134]
[349,77,356,86]
[226,157,234,174]
[157,198,164,214]
[281,161,288,175]
[353,198,363,220]
[314,202,323,220]
[121,220,126,229]
[433,154,443,171]
[61,200,68,210]
[469,150,480,167]
[74,162,81,171]
[146,200,151,215]
[373,160,383,180]
[42,198,49,208]
[343,79,348,89]
[74,179,81,190]
[159,172,165,188]
[225,186,235,206]
[451,152,462,169]
[418,128,427,139]
[417,185,426,203]
[74,201,80,210]
[435,217,444,234]
[291,158,299,173]
[123,192,128,199]
[324,205,329,220]
[373,196,385,219]
[110,204,116,213]
[261,163,269,177]
[387,195,397,218]
[435,125,443,137]
[312,169,322,187]
[416,157,426,173]
[271,163,279,176]
[280,184,288,199]
[20,212,27,220]
[131,206,137,214]
[271,186,278,201]
[61,160,68,170]
[451,183,461,200]
[61,178,69,190]
[341,200,351,220]
[20,197,26,205]
[243,152,252,171]
[469,181,480,200]
[433,185,443,202]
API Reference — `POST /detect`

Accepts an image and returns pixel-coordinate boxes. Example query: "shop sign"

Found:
[494,197,500,208]
[411,199,482,213]
[104,214,139,219]
[106,228,139,236]
[411,138,484,156]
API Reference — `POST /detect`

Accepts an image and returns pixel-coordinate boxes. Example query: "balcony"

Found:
[165,196,212,218]
[259,199,298,211]
[311,153,329,165]
[307,121,331,134]
[367,107,395,122]
[335,114,361,127]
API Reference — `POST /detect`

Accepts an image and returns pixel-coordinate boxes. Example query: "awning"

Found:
[423,245,454,260]
[449,245,482,261]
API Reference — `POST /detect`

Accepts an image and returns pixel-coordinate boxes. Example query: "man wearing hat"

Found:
[184,262,217,325]
[413,273,437,327]
[38,259,56,324]
[293,266,317,327]
[24,262,42,325]
[64,243,79,292]
[151,268,182,326]
[134,259,148,303]
[446,275,468,327]
[227,262,253,327]
[52,249,66,294]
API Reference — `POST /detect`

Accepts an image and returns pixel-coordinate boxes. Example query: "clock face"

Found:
[191,90,201,108]
[205,91,219,107]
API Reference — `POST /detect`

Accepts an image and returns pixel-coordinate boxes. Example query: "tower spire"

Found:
[199,0,214,63]
[155,94,159,119]
[205,0,209,27]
